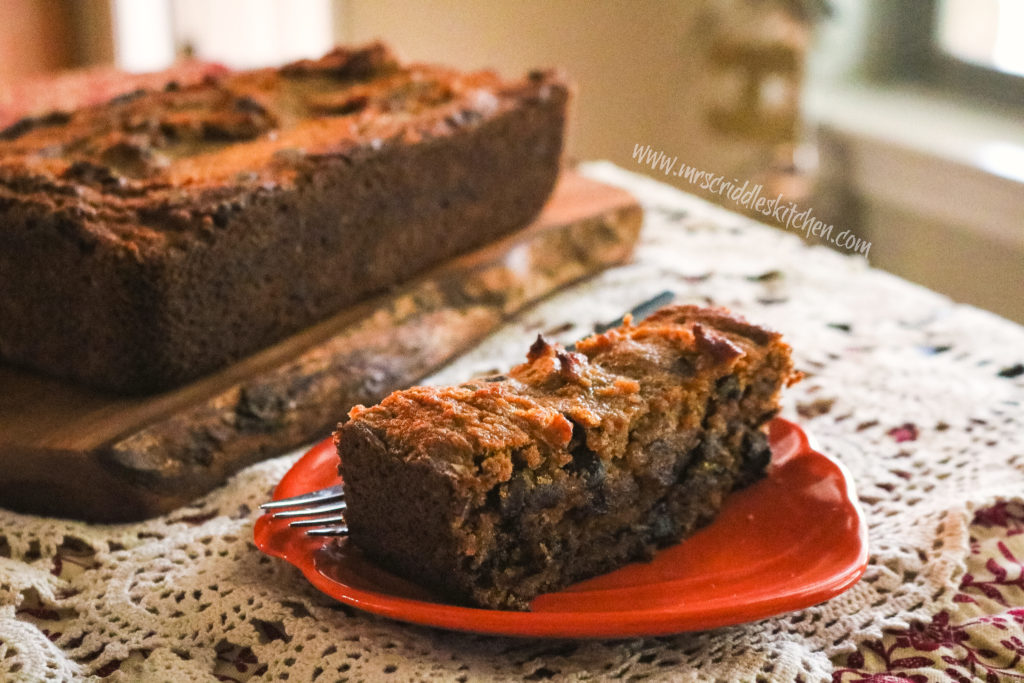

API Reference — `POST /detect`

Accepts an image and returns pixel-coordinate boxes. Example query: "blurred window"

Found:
[112,0,333,72]
[922,0,1024,105]
[936,0,1024,78]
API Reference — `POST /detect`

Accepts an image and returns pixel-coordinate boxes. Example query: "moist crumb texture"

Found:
[0,43,567,393]
[335,304,798,610]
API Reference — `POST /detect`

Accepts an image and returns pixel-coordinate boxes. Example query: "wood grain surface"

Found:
[0,172,642,521]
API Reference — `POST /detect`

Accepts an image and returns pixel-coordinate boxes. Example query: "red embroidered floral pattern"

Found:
[833,502,1024,682]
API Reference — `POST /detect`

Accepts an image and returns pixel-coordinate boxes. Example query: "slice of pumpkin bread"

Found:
[335,305,798,609]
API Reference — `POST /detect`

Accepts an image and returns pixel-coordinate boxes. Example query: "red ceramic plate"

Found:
[254,418,868,638]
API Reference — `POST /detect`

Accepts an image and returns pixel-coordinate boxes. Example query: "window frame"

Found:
[869,0,1024,108]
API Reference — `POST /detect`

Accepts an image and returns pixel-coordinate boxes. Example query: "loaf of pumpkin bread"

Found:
[0,44,567,392]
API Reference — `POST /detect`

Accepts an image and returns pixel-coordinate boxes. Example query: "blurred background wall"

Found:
[335,0,810,217]
[0,0,1021,322]
[0,1,112,82]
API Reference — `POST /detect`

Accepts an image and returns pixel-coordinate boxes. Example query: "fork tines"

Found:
[269,500,347,518]
[306,524,350,537]
[259,484,344,510]
[260,484,348,536]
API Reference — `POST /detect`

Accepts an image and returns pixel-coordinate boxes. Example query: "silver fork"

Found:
[258,290,675,536]
[259,484,349,536]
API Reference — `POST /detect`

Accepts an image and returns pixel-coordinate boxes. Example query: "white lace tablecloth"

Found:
[2,162,1023,682]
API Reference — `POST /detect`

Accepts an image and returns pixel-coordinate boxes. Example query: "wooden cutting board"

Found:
[0,173,642,522]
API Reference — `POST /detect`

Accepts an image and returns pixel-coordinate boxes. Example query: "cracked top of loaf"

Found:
[345,305,799,492]
[0,43,566,250]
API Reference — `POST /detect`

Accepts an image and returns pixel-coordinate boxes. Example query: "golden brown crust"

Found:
[0,43,565,251]
[349,304,789,473]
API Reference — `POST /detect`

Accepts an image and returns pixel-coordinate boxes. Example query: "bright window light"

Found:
[112,0,333,72]
[112,0,176,73]
[937,0,1024,78]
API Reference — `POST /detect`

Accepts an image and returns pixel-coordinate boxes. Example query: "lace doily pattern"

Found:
[2,162,1022,681]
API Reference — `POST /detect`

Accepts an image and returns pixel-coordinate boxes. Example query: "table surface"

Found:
[2,162,1022,682]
